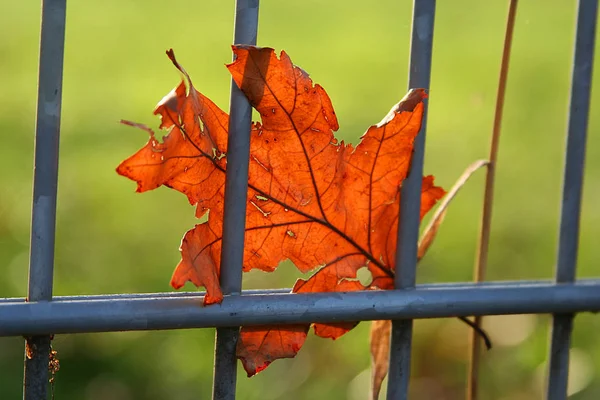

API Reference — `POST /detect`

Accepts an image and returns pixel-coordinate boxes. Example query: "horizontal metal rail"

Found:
[2,280,599,337]
[0,289,291,303]
[2,278,582,304]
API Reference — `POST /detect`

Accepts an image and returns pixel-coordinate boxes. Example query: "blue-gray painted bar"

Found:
[1,279,598,304]
[0,281,599,337]
[547,1,597,399]
[213,1,259,399]
[388,1,436,399]
[24,0,67,399]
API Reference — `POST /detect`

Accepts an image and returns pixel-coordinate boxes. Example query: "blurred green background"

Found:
[1,0,599,399]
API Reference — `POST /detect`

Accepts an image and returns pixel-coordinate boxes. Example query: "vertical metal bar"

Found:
[23,0,67,399]
[387,1,436,399]
[547,1,597,399]
[212,1,259,399]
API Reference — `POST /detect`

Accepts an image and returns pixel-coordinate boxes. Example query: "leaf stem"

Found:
[468,1,519,399]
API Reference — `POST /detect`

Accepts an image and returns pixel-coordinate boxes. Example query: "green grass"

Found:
[1,1,600,399]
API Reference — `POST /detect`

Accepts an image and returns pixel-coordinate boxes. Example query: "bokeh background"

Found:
[1,0,599,399]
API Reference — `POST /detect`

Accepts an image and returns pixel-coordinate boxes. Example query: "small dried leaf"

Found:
[369,320,391,400]
[418,159,489,260]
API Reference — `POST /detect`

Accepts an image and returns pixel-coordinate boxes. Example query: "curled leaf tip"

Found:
[377,88,427,127]
[165,48,192,86]
[165,48,176,62]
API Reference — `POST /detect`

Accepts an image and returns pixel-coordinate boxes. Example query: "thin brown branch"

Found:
[467,1,519,399]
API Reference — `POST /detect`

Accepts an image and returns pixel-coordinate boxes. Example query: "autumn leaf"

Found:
[117,46,445,376]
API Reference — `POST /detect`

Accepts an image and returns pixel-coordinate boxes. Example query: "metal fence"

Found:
[1,0,599,399]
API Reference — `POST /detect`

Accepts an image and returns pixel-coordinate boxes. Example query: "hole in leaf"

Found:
[356,266,372,287]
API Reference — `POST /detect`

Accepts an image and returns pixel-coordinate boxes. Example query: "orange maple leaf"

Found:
[117,46,445,376]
